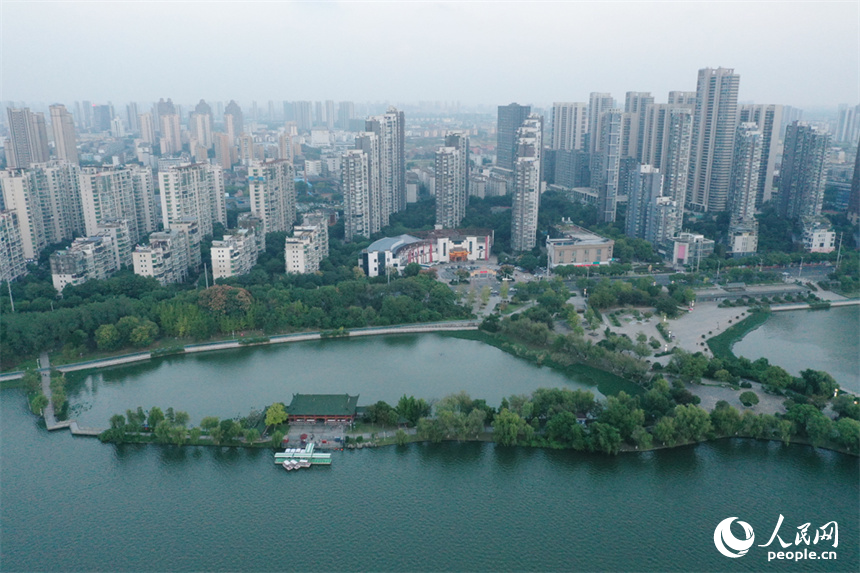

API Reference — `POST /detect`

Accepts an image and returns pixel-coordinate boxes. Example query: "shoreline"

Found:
[86,428,859,458]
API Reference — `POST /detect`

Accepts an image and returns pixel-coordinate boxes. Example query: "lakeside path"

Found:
[0,320,480,382]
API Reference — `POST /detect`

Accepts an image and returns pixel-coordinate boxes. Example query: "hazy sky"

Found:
[2,1,857,109]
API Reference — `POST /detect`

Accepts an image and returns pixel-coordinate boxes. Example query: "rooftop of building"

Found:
[287,394,359,417]
[547,220,612,245]
[364,234,424,253]
[414,228,494,242]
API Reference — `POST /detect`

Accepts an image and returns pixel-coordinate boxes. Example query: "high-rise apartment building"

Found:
[126,102,140,133]
[211,228,258,279]
[5,108,50,169]
[139,113,156,144]
[687,67,740,212]
[434,132,470,229]
[213,133,234,169]
[92,105,113,133]
[159,163,226,237]
[79,167,138,243]
[625,165,670,244]
[50,104,79,164]
[0,162,85,258]
[587,93,615,156]
[668,91,697,106]
[337,101,355,130]
[777,122,830,220]
[247,159,296,234]
[353,132,384,233]
[728,123,762,224]
[295,101,313,132]
[50,235,119,291]
[285,219,328,274]
[551,103,588,151]
[738,104,783,207]
[510,115,543,251]
[325,101,336,130]
[496,103,532,171]
[592,109,624,222]
[190,100,214,149]
[366,107,406,217]
[341,149,373,241]
[641,105,693,211]
[133,228,192,285]
[835,104,860,144]
[623,92,655,161]
[0,210,27,282]
[224,100,244,137]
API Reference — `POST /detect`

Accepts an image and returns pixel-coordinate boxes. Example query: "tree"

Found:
[219,419,242,443]
[835,418,860,453]
[654,417,676,446]
[598,392,645,442]
[147,406,165,428]
[94,324,121,351]
[109,414,126,430]
[673,404,712,442]
[589,422,622,454]
[762,366,793,389]
[270,430,285,448]
[739,391,759,407]
[30,393,49,415]
[480,285,491,307]
[395,429,408,446]
[465,409,486,438]
[169,425,186,446]
[492,409,528,446]
[264,403,287,433]
[22,370,41,393]
[243,428,261,444]
[174,411,190,427]
[806,415,833,447]
[417,418,445,443]
[396,395,431,426]
[154,420,172,444]
[200,416,220,432]
[631,426,653,449]
[710,401,742,436]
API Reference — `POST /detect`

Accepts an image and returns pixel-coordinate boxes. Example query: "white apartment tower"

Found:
[592,109,624,223]
[5,108,50,169]
[738,104,783,207]
[248,159,296,234]
[434,132,470,229]
[159,163,226,238]
[0,210,27,282]
[211,228,258,279]
[587,93,615,156]
[641,105,693,211]
[551,103,588,151]
[510,115,543,251]
[341,149,373,241]
[354,132,384,232]
[728,123,763,224]
[687,67,740,212]
[132,229,191,285]
[623,92,655,161]
[49,105,79,164]
[366,107,406,217]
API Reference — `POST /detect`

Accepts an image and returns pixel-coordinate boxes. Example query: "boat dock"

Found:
[274,443,332,465]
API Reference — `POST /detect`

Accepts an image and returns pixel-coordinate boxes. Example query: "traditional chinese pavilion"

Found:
[286,393,359,424]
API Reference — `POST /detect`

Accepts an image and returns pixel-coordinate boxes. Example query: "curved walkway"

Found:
[1,320,480,382]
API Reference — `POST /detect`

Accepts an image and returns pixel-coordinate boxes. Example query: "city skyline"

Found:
[2,2,857,109]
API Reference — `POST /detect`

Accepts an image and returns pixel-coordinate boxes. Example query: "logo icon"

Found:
[714,517,756,558]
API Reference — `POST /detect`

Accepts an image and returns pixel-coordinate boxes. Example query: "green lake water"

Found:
[733,306,860,393]
[1,332,858,572]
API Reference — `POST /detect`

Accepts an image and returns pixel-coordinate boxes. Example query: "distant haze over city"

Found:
[2,2,857,108]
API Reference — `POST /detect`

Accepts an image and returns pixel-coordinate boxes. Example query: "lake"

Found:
[733,306,860,393]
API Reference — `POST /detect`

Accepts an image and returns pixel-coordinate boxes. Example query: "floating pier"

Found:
[274,442,332,465]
